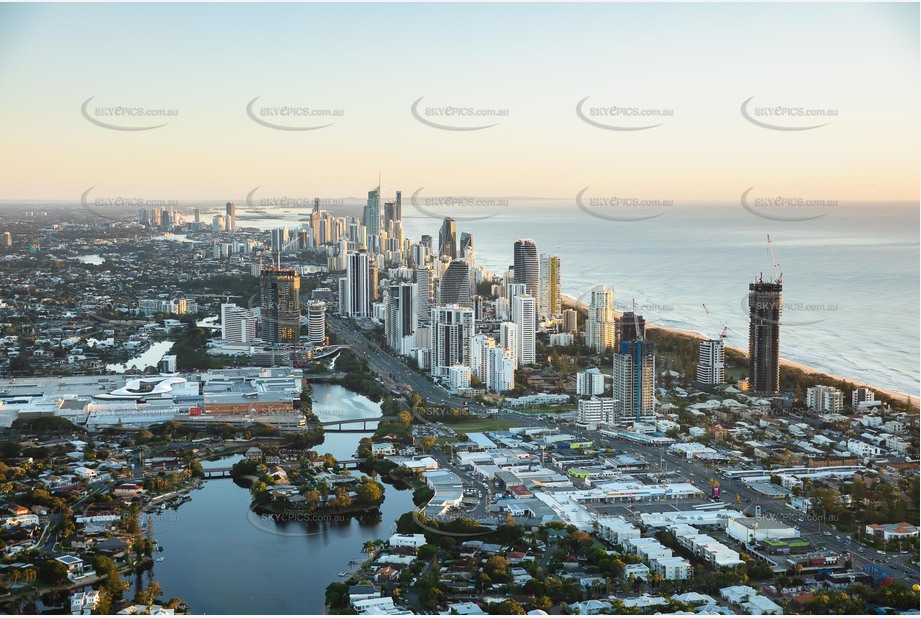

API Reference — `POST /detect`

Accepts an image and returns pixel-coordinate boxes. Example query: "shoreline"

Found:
[561,293,919,409]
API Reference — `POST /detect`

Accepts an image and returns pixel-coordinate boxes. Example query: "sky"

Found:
[0,3,917,203]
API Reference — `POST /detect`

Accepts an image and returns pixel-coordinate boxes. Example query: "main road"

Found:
[326,314,483,412]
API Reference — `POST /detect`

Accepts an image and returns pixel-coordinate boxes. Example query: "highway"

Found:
[326,314,482,411]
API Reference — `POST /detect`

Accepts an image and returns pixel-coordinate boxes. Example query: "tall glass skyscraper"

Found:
[438,217,457,259]
[513,239,539,298]
[748,278,782,394]
[363,186,381,236]
[260,267,300,345]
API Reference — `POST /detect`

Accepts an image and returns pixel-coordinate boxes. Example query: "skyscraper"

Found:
[500,321,519,368]
[225,201,236,232]
[563,309,578,334]
[539,253,561,316]
[748,278,782,394]
[513,239,539,299]
[696,339,725,386]
[385,283,418,356]
[618,312,646,347]
[512,294,537,366]
[471,334,496,381]
[344,251,371,318]
[613,340,656,424]
[586,285,616,353]
[260,267,301,345]
[430,304,475,378]
[438,217,457,259]
[363,186,381,237]
[461,233,477,297]
[221,303,257,344]
[306,300,326,346]
[416,266,433,323]
[486,347,515,393]
[438,259,471,307]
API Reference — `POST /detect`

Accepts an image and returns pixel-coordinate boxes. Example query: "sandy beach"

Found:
[561,294,919,409]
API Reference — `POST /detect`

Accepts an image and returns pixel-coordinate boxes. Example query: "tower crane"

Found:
[766,234,783,284]
[702,303,729,344]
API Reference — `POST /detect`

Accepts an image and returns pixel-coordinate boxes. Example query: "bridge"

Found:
[320,416,399,432]
[201,467,233,479]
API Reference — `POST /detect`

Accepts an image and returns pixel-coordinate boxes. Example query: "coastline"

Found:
[561,293,919,409]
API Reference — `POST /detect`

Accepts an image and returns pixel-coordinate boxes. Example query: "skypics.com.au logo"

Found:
[740,187,837,222]
[740,96,838,131]
[408,187,507,222]
[80,187,178,222]
[575,187,673,222]
[246,97,343,131]
[81,97,178,131]
[576,97,672,131]
[410,97,508,131]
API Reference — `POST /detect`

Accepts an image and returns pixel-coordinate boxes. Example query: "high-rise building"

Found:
[619,312,646,347]
[225,201,236,232]
[430,304,475,378]
[577,397,616,425]
[539,254,561,316]
[416,266,433,323]
[344,251,371,318]
[852,387,877,410]
[1,232,11,248]
[438,259,471,307]
[385,283,418,356]
[586,285,616,352]
[562,309,578,334]
[748,278,782,394]
[271,227,289,252]
[613,340,656,424]
[221,303,258,344]
[193,208,201,223]
[696,340,726,386]
[306,300,327,346]
[438,217,457,259]
[806,385,844,413]
[513,239,539,299]
[486,346,515,393]
[260,267,301,345]
[363,186,381,237]
[512,294,537,366]
[577,368,606,396]
[369,258,380,302]
[460,233,476,297]
[500,321,519,369]
[471,334,496,381]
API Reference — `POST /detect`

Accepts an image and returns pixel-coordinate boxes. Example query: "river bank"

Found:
[562,293,919,409]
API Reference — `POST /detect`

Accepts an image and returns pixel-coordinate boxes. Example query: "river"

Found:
[106,340,175,373]
[138,384,415,614]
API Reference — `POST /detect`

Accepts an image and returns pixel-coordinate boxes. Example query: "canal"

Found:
[139,384,415,614]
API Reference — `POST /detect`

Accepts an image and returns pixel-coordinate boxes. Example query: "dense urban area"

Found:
[0,201,917,615]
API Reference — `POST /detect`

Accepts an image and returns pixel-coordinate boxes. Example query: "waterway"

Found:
[105,340,175,373]
[75,254,105,265]
[138,384,414,614]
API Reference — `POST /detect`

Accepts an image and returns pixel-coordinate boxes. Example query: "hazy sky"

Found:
[0,3,917,203]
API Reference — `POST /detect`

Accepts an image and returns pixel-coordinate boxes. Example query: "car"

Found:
[823,531,832,536]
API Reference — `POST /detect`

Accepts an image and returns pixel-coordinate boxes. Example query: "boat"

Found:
[338,571,348,577]
[156,557,165,562]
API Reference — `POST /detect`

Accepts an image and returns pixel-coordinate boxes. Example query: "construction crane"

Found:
[766,234,783,284]
[632,298,643,342]
[702,304,729,344]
